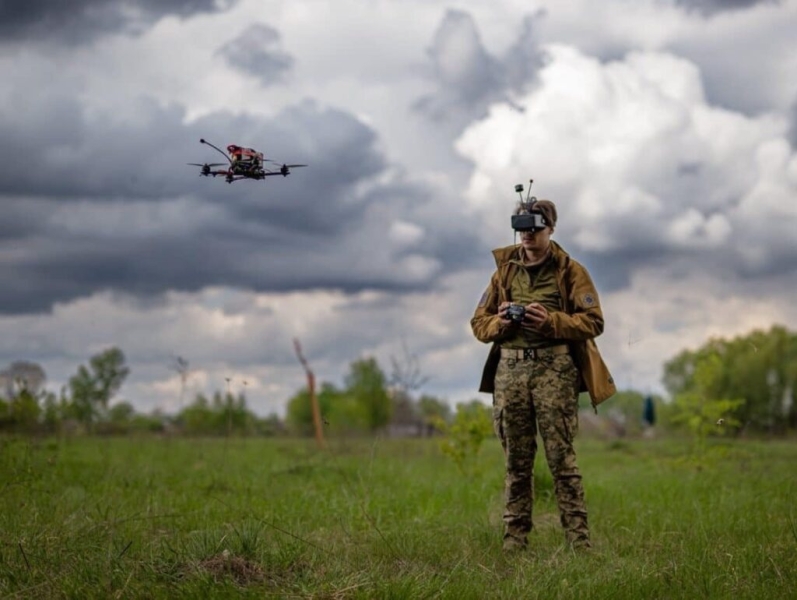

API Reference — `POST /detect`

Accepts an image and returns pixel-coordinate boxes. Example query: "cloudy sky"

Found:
[2,0,796,416]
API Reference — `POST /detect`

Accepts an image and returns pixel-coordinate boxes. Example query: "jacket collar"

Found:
[492,240,569,268]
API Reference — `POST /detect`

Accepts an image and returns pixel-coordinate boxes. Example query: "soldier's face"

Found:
[519,226,552,251]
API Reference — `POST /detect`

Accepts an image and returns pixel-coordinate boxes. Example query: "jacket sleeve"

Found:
[470,269,513,343]
[539,262,604,341]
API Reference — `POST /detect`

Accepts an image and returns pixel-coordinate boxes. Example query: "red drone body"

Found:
[189,139,307,184]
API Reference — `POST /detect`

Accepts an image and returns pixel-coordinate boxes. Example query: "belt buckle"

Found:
[523,348,536,360]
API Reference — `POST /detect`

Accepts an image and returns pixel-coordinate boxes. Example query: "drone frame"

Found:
[190,138,307,184]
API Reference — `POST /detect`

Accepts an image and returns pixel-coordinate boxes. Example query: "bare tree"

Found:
[171,356,191,411]
[389,339,431,396]
[293,338,325,448]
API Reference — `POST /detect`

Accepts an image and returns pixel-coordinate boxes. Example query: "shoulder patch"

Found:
[478,289,489,307]
[581,293,596,307]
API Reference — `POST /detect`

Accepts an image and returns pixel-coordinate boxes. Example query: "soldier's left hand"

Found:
[522,302,548,328]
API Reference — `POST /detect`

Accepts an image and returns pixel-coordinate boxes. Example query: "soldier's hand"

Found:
[523,302,548,328]
[498,301,512,325]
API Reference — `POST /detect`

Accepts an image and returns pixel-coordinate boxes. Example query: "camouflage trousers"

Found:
[493,351,590,547]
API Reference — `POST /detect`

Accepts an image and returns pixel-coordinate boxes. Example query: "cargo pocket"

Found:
[492,394,505,444]
[561,403,579,443]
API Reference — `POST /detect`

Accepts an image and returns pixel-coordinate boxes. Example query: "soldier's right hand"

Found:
[498,302,512,325]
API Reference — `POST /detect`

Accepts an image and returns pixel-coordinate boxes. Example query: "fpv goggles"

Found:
[511,211,547,232]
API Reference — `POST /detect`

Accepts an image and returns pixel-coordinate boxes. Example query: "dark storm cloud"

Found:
[0,0,238,45]
[501,13,548,92]
[417,10,501,117]
[216,24,293,86]
[671,0,780,15]
[0,95,380,209]
[415,10,547,123]
[0,97,482,314]
[0,95,189,200]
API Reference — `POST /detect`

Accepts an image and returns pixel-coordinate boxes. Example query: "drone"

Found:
[189,138,307,184]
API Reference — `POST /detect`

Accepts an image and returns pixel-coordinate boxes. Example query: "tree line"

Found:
[0,348,130,434]
[581,325,797,437]
[0,349,454,437]
[283,356,451,436]
[661,325,796,434]
[2,325,795,437]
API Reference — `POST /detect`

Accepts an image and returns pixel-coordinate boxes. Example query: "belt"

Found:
[500,345,569,360]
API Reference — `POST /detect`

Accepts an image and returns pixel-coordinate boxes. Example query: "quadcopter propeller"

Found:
[188,162,225,176]
[265,160,308,176]
[279,163,307,176]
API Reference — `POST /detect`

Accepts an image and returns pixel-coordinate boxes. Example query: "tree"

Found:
[256,412,285,436]
[284,358,394,436]
[669,351,745,459]
[7,387,41,432]
[293,338,325,447]
[389,340,430,396]
[345,357,392,432]
[41,392,61,433]
[0,361,46,398]
[171,356,191,411]
[0,398,10,429]
[68,347,130,427]
[179,394,215,435]
[417,394,451,433]
[109,401,136,424]
[89,347,130,411]
[177,391,256,436]
[285,382,343,435]
[663,326,797,434]
[0,361,47,432]
[433,400,493,476]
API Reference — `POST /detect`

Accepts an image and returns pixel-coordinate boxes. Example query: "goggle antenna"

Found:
[514,179,537,209]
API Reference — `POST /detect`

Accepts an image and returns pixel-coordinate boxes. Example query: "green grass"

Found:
[1,434,795,598]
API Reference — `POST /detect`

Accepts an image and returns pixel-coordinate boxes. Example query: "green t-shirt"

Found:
[503,254,564,349]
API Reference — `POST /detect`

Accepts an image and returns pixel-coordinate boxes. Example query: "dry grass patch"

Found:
[195,551,266,586]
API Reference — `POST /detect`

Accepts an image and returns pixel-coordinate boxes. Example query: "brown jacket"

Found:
[471,241,616,407]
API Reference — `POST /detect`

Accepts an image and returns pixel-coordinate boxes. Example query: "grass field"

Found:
[1,434,795,599]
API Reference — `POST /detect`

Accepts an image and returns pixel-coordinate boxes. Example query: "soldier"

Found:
[471,196,615,552]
